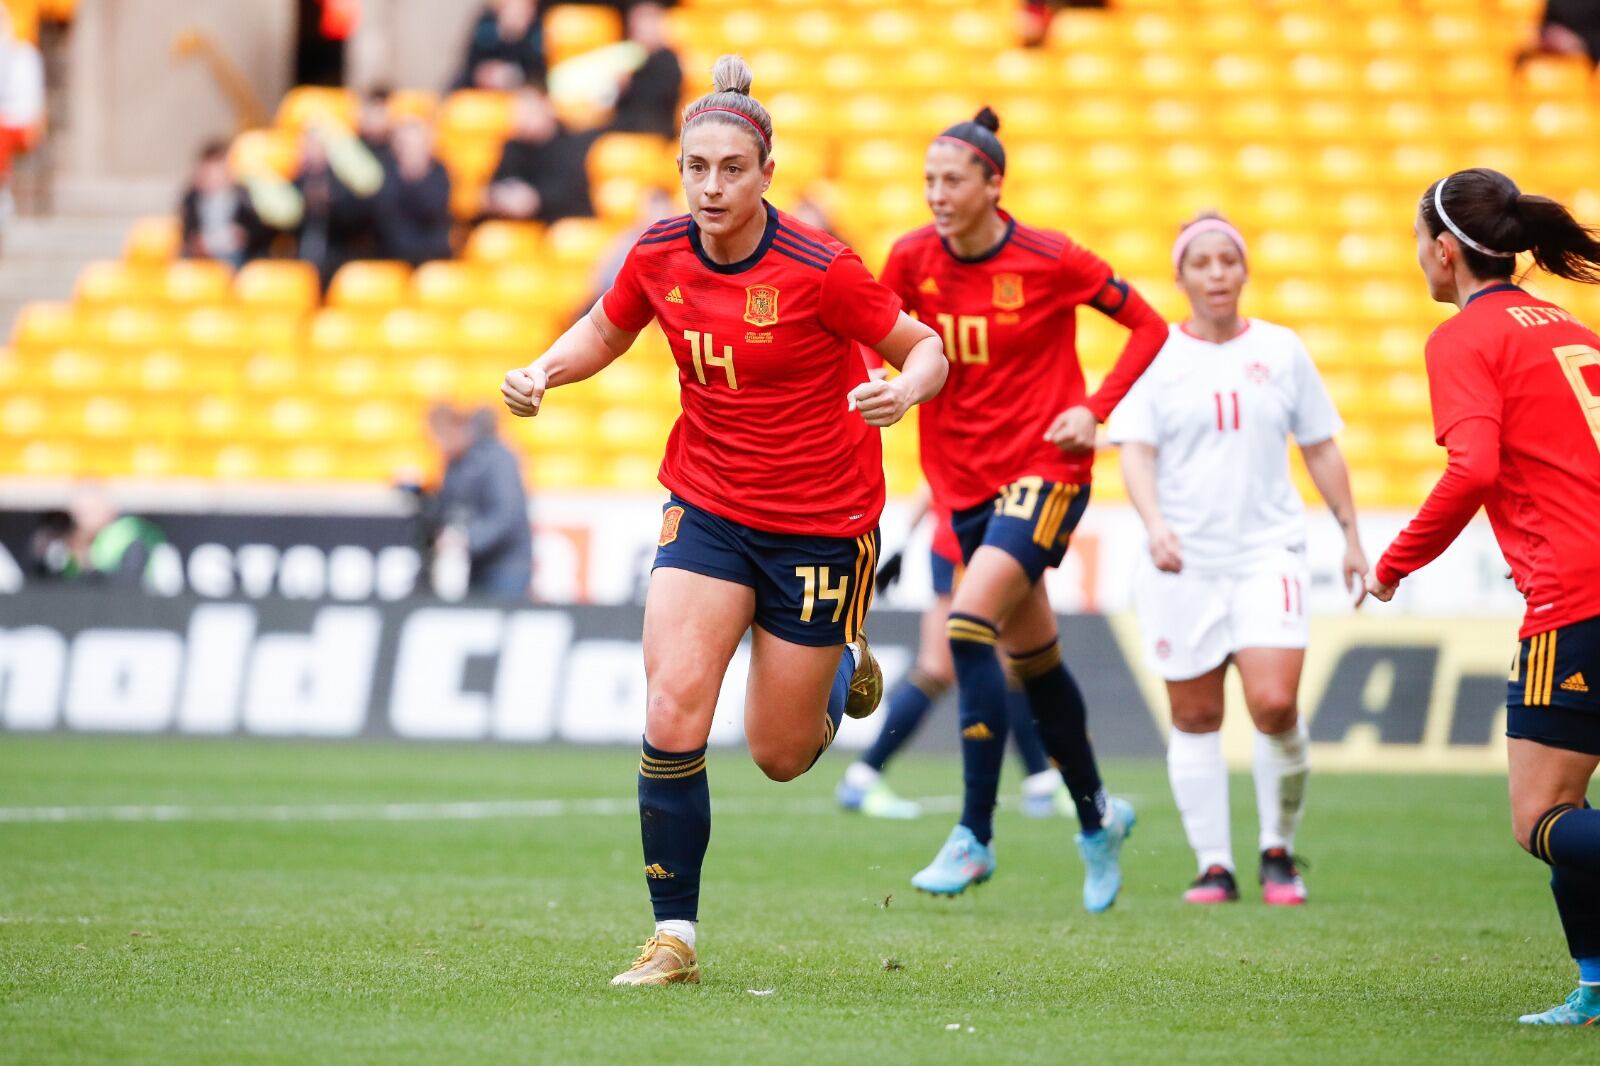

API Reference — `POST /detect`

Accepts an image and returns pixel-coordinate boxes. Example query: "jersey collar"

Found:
[1464,282,1523,307]
[688,201,780,275]
[941,210,1015,264]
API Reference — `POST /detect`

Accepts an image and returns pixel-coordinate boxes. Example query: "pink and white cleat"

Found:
[1182,864,1239,904]
[1259,847,1308,906]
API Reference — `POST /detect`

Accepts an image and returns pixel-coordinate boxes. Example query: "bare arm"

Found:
[849,312,947,428]
[501,301,641,416]
[1299,437,1368,604]
[1119,441,1182,572]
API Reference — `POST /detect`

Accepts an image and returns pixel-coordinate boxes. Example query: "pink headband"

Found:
[935,135,1004,178]
[688,106,770,149]
[1172,218,1248,271]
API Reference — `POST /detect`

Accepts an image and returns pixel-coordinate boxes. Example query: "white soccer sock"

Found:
[656,919,696,950]
[843,762,880,791]
[1167,728,1232,873]
[1254,722,1309,853]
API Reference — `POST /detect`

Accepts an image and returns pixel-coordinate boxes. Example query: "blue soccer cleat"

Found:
[911,824,995,896]
[1518,986,1600,1026]
[1075,796,1136,914]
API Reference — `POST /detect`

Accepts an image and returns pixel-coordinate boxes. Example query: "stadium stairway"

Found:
[0,213,132,339]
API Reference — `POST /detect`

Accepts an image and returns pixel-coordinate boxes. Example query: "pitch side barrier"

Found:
[0,588,1521,771]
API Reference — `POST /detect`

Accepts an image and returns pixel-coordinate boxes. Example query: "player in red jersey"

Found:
[1365,167,1600,1025]
[501,56,947,987]
[880,108,1168,909]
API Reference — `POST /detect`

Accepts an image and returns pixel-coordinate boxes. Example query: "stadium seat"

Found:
[275,86,357,134]
[11,302,82,351]
[229,128,300,180]
[162,260,233,305]
[327,261,411,310]
[75,260,161,305]
[465,220,544,263]
[411,261,486,311]
[235,260,320,314]
[588,132,671,185]
[544,4,623,66]
[439,90,515,141]
[124,217,181,263]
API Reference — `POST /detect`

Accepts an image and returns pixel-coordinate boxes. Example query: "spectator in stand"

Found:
[295,0,359,86]
[1018,0,1107,48]
[356,85,394,166]
[455,0,545,91]
[425,404,533,602]
[0,7,43,228]
[481,84,596,224]
[180,140,271,268]
[607,2,682,138]
[289,124,384,289]
[63,486,168,590]
[376,117,453,266]
[1517,1,1600,68]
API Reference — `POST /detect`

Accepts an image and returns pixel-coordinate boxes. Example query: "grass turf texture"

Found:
[0,738,1594,1064]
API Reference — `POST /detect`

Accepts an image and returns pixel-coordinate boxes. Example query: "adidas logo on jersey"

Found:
[918,277,940,295]
[961,722,995,741]
[1561,672,1590,694]
[666,287,684,304]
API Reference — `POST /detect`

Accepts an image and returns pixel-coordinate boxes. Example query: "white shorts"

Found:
[1133,550,1310,682]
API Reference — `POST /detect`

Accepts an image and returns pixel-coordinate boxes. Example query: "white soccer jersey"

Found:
[1107,319,1342,574]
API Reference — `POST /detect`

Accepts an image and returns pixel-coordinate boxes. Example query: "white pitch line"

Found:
[0,795,966,825]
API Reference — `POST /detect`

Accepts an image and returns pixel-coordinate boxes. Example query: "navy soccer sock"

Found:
[1009,639,1106,832]
[638,739,711,923]
[1005,672,1052,776]
[948,613,1010,845]
[861,668,947,772]
[1549,862,1600,972]
[1532,802,1600,874]
[804,647,854,771]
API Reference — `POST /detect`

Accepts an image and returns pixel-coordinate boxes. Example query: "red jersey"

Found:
[1376,284,1600,637]
[603,204,903,537]
[880,213,1168,510]
[929,500,961,564]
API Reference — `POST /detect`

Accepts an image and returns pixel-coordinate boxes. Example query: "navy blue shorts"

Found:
[652,495,879,647]
[951,478,1091,584]
[1507,614,1600,756]
[930,547,958,597]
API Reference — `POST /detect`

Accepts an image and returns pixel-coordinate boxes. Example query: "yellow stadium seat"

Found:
[387,89,438,122]
[11,302,82,350]
[162,259,233,305]
[236,259,320,314]
[380,308,453,351]
[229,129,299,181]
[327,261,411,310]
[275,86,357,134]
[308,308,384,355]
[124,217,181,264]
[96,307,177,350]
[242,350,303,396]
[439,90,515,141]
[76,260,161,305]
[547,217,615,267]
[180,306,251,352]
[411,261,486,311]
[588,132,671,185]
[465,220,545,263]
[1518,55,1594,98]
[544,4,623,66]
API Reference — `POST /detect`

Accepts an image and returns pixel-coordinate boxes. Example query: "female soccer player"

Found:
[1366,167,1600,1025]
[880,107,1168,910]
[836,491,1070,820]
[501,56,947,987]
[1109,213,1367,906]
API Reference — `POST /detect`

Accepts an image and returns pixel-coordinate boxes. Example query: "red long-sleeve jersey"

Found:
[1376,284,1600,637]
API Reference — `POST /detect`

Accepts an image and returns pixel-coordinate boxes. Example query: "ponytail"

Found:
[1421,167,1600,284]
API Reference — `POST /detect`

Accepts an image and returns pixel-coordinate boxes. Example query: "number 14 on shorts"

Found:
[795,565,848,623]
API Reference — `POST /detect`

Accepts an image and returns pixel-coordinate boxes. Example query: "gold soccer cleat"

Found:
[844,632,884,720]
[610,934,699,987]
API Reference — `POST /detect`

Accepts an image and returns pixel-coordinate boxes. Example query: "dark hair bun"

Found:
[973,106,1000,133]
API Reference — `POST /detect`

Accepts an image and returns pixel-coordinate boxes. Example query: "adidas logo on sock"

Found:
[961,722,995,741]
[1561,672,1590,693]
[645,863,674,879]
[665,287,684,304]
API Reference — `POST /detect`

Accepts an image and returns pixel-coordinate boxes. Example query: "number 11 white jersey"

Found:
[1106,319,1342,574]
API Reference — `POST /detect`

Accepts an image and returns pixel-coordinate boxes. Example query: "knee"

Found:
[644,678,711,750]
[750,744,810,783]
[1170,705,1224,734]
[1249,694,1299,736]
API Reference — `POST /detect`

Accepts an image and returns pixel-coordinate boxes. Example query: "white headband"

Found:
[1434,177,1515,259]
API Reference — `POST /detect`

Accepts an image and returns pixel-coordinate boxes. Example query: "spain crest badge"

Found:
[744,284,780,327]
[992,273,1025,311]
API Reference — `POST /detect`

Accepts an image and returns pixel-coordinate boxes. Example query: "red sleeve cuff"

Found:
[1374,558,1405,589]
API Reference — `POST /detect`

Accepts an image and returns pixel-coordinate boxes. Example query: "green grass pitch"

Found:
[0,737,1595,1064]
